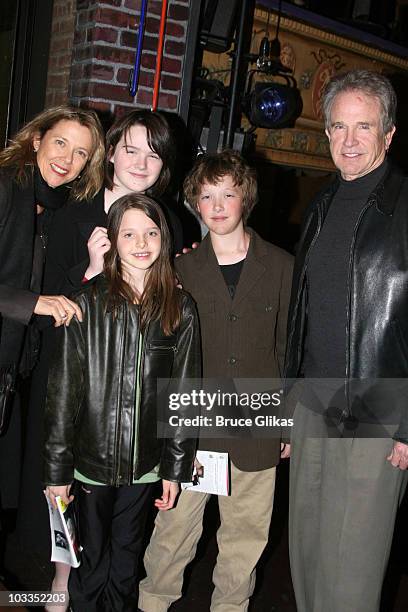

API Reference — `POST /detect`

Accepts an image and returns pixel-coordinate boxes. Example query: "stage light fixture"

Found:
[243,2,303,130]
[244,79,303,129]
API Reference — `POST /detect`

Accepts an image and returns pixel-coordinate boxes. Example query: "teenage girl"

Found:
[44,193,200,612]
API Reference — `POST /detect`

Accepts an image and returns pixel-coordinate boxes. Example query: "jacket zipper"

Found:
[114,306,128,486]
[344,197,376,414]
[133,321,149,479]
[289,204,323,368]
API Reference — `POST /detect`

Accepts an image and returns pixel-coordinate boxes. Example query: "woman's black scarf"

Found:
[33,165,71,210]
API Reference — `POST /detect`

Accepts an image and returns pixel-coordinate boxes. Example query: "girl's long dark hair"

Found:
[104,193,181,335]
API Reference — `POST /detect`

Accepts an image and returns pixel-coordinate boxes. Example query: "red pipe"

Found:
[152,0,168,110]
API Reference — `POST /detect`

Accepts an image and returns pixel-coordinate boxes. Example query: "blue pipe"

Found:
[129,0,148,97]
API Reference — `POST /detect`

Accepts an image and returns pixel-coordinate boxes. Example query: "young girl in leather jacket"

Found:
[20,110,182,608]
[43,193,200,612]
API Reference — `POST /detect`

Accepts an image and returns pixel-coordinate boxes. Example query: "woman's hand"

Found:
[34,295,82,327]
[154,480,179,511]
[45,484,74,509]
[85,226,111,279]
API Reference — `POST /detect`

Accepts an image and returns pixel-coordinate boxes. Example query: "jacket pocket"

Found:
[248,302,277,348]
[148,340,177,354]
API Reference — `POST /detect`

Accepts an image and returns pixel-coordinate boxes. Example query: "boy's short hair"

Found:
[183,149,258,223]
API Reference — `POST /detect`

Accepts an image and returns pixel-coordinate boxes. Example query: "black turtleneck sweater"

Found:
[302,161,388,378]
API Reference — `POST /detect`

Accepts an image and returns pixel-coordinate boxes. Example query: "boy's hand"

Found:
[45,484,74,509]
[175,242,200,257]
[194,457,204,478]
[155,480,179,511]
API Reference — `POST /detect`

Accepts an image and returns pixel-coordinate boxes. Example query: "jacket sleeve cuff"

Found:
[43,459,74,487]
[393,414,408,444]
[0,285,39,325]
[158,449,195,483]
[66,260,89,293]
[392,434,408,445]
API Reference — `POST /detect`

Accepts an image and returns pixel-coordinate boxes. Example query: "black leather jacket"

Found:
[285,164,408,439]
[43,275,201,486]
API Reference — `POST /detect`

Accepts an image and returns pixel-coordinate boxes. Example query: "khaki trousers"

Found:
[139,462,276,612]
[289,405,408,612]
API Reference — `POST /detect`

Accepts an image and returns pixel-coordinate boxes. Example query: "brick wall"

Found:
[69,0,191,116]
[45,0,76,107]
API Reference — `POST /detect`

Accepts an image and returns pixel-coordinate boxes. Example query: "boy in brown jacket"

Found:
[139,150,293,611]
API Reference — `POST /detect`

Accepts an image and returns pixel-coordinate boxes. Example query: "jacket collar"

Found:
[372,164,405,216]
[193,228,267,308]
[233,228,267,309]
[317,162,404,219]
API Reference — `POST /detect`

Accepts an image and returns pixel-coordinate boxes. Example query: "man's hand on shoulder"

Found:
[175,242,200,258]
[387,441,408,470]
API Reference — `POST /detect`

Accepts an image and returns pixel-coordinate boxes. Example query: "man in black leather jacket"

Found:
[285,70,408,612]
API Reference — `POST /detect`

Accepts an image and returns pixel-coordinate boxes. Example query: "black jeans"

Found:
[69,480,154,612]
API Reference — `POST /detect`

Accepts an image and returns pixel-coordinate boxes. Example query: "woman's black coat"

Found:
[0,168,39,366]
[0,167,69,511]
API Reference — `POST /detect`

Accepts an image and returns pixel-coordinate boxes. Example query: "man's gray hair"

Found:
[322,70,397,135]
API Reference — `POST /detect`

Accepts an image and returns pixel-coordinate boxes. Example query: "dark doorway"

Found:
[0,0,53,144]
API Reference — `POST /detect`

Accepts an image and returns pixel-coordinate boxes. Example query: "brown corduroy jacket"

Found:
[175,228,293,471]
